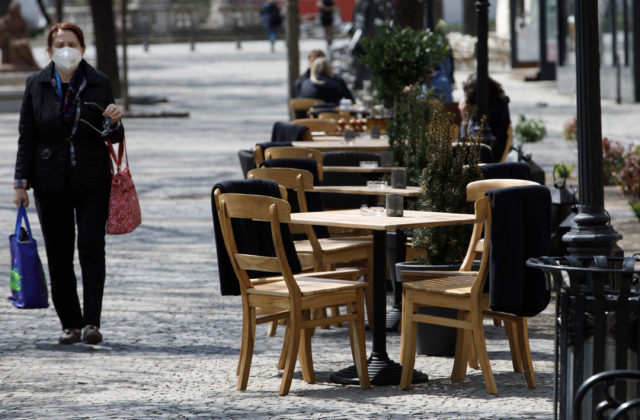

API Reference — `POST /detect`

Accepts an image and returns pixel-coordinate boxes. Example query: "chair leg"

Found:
[470,308,498,395]
[515,317,537,389]
[237,304,257,391]
[505,320,524,372]
[267,320,278,336]
[467,329,479,370]
[349,292,371,389]
[451,310,470,382]
[280,310,302,396]
[278,320,291,370]
[330,306,343,328]
[400,293,418,390]
[298,310,315,384]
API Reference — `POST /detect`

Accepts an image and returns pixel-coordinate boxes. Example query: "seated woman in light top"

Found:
[298,57,353,105]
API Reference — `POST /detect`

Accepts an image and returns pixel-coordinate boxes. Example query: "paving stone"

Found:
[0,39,638,419]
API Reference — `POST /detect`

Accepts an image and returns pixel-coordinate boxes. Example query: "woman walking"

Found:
[13,23,124,345]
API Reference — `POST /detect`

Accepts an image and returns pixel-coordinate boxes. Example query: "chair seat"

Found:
[294,238,371,254]
[404,273,479,296]
[248,277,367,297]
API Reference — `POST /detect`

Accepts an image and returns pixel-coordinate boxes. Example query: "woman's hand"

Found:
[103,103,122,124]
[13,188,29,208]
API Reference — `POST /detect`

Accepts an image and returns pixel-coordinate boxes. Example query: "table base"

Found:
[329,352,429,386]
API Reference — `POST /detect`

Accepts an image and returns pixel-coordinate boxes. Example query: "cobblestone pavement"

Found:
[0,39,638,419]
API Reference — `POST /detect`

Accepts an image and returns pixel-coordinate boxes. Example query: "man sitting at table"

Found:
[293,50,353,103]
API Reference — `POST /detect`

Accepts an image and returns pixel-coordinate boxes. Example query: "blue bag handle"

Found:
[15,205,33,241]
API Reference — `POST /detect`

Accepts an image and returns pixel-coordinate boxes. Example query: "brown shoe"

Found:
[83,325,103,345]
[58,329,81,345]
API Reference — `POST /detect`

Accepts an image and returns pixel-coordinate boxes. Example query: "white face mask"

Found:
[52,47,83,72]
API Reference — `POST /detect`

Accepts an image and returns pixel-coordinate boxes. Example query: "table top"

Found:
[311,134,389,142]
[292,139,389,152]
[322,166,396,173]
[290,209,477,231]
[311,185,421,196]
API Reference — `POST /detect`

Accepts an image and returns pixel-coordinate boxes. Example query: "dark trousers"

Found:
[34,183,110,330]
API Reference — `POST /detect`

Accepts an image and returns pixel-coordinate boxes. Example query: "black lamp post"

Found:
[473,0,496,151]
[562,1,621,256]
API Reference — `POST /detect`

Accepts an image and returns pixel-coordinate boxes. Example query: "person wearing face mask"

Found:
[13,23,124,345]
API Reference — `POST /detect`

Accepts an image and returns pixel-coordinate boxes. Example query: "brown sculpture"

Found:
[0,3,40,71]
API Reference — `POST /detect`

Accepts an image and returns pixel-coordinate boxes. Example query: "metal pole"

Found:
[285,0,300,101]
[120,0,129,112]
[562,1,622,256]
[474,0,496,150]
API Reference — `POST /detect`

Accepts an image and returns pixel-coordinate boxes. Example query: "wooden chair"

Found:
[499,124,513,163]
[289,98,325,120]
[214,190,370,395]
[291,118,339,134]
[263,146,324,181]
[248,167,374,324]
[398,181,537,395]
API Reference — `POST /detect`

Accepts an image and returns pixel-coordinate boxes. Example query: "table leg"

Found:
[386,230,406,332]
[330,230,428,385]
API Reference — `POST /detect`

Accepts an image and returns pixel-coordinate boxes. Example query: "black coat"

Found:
[15,61,124,192]
[295,71,354,103]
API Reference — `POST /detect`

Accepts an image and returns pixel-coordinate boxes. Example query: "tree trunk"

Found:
[463,0,478,36]
[56,0,63,23]
[395,0,424,29]
[88,0,121,97]
[285,0,300,101]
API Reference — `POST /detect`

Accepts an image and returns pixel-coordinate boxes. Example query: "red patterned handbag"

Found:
[106,137,141,234]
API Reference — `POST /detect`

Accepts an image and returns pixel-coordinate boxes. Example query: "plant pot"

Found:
[395,261,459,356]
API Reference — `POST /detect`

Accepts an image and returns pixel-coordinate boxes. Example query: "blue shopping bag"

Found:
[8,205,48,309]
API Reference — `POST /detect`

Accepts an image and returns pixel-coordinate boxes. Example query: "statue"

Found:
[0,3,39,71]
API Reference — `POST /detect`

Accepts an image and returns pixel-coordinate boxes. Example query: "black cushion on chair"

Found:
[480,162,532,180]
[485,185,551,317]
[271,122,309,142]
[259,158,330,239]
[212,179,303,296]
[237,149,256,179]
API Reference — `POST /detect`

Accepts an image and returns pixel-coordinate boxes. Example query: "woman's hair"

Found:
[462,73,506,105]
[47,22,85,49]
[310,57,334,83]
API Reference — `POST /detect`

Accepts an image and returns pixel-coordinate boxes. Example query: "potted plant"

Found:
[396,102,483,355]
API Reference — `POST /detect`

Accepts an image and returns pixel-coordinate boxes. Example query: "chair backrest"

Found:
[264,147,324,181]
[247,167,323,256]
[317,112,339,121]
[459,195,492,300]
[479,161,532,180]
[499,124,513,163]
[214,190,302,297]
[290,98,325,120]
[253,141,294,166]
[291,118,339,134]
[466,178,538,202]
[271,122,311,142]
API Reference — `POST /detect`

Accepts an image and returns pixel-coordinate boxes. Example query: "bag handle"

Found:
[106,136,129,175]
[15,204,33,240]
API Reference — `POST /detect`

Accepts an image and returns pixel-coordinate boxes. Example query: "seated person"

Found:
[426,65,452,102]
[293,49,325,98]
[298,57,354,105]
[459,73,511,163]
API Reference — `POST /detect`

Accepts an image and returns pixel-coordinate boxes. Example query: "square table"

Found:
[290,209,477,385]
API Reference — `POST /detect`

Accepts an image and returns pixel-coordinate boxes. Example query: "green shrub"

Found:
[360,26,449,108]
[515,114,546,143]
